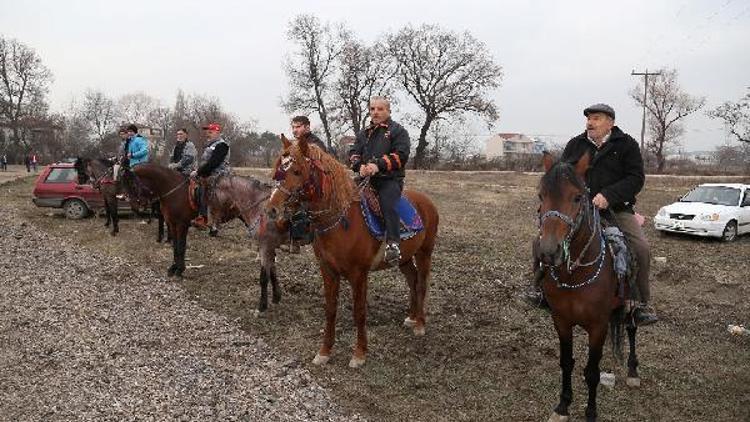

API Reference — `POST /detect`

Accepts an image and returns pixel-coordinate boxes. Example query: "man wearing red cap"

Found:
[190,123,231,229]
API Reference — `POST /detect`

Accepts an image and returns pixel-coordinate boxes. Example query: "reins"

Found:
[539,192,607,289]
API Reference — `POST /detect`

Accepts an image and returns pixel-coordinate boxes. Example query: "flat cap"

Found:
[583,103,615,120]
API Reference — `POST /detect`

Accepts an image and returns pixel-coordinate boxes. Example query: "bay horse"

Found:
[537,152,639,422]
[266,134,440,368]
[73,157,165,240]
[129,164,285,312]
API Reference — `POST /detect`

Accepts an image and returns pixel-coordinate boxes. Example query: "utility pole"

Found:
[631,69,662,151]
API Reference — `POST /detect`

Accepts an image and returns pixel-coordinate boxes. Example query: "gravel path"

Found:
[0,197,360,421]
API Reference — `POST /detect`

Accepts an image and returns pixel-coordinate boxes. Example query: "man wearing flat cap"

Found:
[190,122,231,230]
[557,103,657,325]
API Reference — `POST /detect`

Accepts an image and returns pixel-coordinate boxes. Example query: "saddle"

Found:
[360,184,424,241]
[602,223,639,308]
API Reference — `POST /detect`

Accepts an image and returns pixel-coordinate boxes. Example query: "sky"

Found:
[1,0,748,152]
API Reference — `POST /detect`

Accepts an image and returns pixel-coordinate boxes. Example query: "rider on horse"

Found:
[124,124,150,168]
[530,103,658,326]
[167,127,197,176]
[191,122,231,229]
[349,96,410,265]
[291,115,329,154]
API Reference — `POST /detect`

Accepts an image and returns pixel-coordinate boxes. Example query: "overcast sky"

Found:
[1,0,748,151]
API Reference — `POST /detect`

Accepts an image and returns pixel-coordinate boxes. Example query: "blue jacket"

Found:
[128,134,150,166]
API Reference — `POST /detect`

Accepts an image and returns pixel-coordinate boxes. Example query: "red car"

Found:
[31,162,129,219]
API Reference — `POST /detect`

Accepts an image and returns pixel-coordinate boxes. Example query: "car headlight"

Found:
[657,208,667,217]
[700,213,720,221]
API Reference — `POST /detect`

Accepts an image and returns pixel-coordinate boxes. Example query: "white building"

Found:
[484,133,538,158]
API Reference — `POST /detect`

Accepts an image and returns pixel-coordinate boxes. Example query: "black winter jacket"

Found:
[561,126,644,213]
[349,119,410,179]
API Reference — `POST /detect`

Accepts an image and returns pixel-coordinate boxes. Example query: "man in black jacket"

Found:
[559,103,657,325]
[291,116,328,154]
[190,122,231,230]
[349,97,410,265]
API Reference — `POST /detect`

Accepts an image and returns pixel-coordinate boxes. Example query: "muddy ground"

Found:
[3,170,749,421]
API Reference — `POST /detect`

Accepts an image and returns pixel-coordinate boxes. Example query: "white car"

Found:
[654,183,750,241]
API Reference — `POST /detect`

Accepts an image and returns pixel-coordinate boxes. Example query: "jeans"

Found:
[371,177,403,243]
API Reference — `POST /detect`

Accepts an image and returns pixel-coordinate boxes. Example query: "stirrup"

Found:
[384,243,401,266]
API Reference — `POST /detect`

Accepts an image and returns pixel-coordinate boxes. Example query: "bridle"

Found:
[538,188,606,289]
[271,153,359,235]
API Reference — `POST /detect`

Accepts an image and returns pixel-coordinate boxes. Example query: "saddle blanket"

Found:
[360,192,424,241]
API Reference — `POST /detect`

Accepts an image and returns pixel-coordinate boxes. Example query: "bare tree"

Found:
[334,34,397,134]
[282,14,344,149]
[80,89,117,142]
[630,68,705,173]
[386,24,502,168]
[116,92,160,126]
[0,36,53,153]
[709,88,750,144]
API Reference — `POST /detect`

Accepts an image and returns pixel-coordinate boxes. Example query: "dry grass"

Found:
[4,169,750,421]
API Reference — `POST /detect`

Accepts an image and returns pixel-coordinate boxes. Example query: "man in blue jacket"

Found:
[125,124,150,167]
[349,97,410,266]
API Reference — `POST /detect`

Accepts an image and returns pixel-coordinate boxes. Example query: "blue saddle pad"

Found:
[360,194,424,241]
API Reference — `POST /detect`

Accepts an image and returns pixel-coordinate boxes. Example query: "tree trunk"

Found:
[413,116,434,169]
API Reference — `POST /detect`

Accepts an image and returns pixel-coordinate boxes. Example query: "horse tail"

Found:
[609,305,626,365]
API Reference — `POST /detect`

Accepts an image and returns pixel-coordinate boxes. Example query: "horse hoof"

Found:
[348,356,366,368]
[312,353,330,365]
[626,377,641,388]
[253,309,267,318]
[548,412,569,422]
[403,317,417,327]
[413,326,426,336]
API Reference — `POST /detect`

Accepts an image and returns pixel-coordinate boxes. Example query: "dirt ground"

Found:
[4,169,749,421]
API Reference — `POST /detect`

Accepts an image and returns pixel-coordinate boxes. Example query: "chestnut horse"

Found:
[266,135,440,368]
[537,152,639,422]
[130,164,285,312]
[74,157,165,240]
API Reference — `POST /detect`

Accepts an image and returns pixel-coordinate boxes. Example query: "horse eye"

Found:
[574,194,582,203]
[537,194,543,201]
[293,170,301,176]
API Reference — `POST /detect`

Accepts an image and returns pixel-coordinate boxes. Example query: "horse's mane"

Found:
[274,142,356,212]
[540,160,585,198]
[96,158,114,167]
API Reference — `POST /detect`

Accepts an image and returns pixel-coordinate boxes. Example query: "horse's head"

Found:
[73,157,90,185]
[266,133,320,220]
[536,152,591,266]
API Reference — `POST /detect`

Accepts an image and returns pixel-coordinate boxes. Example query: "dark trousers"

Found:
[371,177,403,243]
[613,211,651,303]
[197,184,207,216]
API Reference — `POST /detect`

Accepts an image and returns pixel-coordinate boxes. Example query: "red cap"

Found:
[202,123,221,132]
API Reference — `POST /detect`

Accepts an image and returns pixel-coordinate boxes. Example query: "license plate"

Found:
[673,221,684,229]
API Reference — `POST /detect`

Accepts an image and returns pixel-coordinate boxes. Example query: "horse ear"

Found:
[542,151,554,172]
[280,133,292,149]
[574,151,591,177]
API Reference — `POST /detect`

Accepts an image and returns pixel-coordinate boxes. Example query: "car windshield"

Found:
[680,186,740,206]
[45,168,77,183]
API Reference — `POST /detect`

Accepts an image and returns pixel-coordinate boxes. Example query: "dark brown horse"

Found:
[537,152,639,422]
[130,164,285,312]
[74,157,166,240]
[266,135,440,368]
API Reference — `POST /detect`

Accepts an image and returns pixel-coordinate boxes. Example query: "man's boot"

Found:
[384,242,401,266]
[191,215,209,230]
[634,303,659,326]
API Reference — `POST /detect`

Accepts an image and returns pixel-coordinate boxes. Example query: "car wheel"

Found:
[721,220,738,242]
[64,199,89,220]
